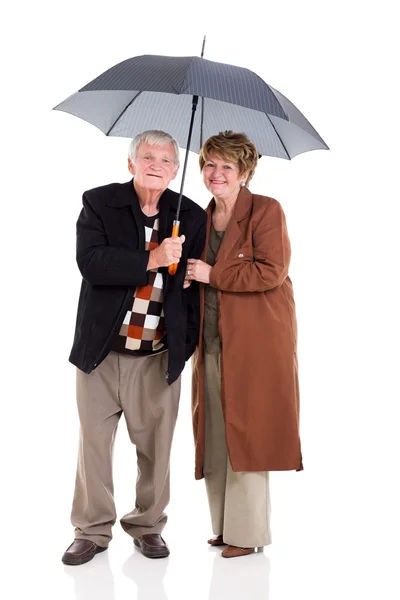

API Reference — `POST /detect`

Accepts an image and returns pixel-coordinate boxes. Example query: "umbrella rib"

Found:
[105,91,143,136]
[264,112,290,160]
[180,56,197,95]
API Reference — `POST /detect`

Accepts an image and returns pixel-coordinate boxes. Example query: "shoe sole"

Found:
[134,538,170,559]
[221,547,263,559]
[221,550,255,558]
[62,545,107,566]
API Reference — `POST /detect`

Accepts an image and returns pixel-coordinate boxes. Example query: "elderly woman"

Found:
[186,131,302,558]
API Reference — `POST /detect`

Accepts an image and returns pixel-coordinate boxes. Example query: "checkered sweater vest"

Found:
[110,213,166,355]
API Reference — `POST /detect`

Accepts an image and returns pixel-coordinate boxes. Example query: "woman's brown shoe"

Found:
[221,545,263,558]
[207,534,225,546]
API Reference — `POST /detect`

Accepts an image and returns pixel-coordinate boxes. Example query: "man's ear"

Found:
[170,164,179,181]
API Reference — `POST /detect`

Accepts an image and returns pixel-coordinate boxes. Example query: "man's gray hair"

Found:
[128,130,180,165]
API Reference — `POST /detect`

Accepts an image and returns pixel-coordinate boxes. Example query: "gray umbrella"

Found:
[53,50,328,273]
[54,53,328,159]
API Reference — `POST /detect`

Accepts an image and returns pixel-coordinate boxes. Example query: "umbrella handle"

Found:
[168,221,180,276]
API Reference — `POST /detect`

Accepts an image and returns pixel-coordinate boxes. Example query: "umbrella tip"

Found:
[201,35,206,58]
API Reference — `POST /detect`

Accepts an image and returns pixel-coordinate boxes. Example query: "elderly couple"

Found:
[62,129,302,565]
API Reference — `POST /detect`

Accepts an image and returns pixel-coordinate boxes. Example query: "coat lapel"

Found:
[106,180,145,248]
[208,186,253,263]
[157,187,191,243]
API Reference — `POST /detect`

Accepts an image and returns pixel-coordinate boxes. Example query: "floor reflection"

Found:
[64,551,115,600]
[123,549,169,600]
[208,549,271,600]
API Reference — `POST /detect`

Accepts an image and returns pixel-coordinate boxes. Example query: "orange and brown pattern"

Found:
[112,214,166,354]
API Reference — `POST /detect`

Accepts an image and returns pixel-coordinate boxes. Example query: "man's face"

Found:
[128,141,179,193]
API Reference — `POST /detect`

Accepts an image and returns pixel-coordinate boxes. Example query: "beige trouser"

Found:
[204,352,272,548]
[71,351,181,547]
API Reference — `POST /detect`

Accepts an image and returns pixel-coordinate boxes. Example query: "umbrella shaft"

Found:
[175,95,199,220]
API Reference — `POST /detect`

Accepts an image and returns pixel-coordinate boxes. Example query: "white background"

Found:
[1,1,399,599]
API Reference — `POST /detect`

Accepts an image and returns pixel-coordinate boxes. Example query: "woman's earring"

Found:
[240,181,246,187]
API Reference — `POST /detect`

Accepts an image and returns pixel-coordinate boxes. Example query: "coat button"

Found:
[238,253,244,258]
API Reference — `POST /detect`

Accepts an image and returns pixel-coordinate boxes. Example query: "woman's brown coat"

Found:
[192,186,303,479]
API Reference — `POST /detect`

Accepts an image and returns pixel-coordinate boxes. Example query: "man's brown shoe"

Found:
[62,539,107,565]
[134,534,170,558]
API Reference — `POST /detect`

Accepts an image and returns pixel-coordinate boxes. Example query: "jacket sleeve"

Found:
[76,192,150,287]
[209,199,291,293]
[184,217,207,359]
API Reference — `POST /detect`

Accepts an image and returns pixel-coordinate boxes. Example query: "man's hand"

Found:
[148,235,185,270]
[186,258,212,284]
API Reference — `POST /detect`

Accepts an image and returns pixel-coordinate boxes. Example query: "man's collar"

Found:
[106,179,190,212]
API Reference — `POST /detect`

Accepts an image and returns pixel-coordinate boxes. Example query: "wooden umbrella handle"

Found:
[168,221,180,276]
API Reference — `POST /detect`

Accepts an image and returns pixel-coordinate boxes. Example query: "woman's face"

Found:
[202,154,246,200]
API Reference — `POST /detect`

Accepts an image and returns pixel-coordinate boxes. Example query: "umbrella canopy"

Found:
[53,54,328,159]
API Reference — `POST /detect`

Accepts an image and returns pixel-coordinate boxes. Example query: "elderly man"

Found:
[62,130,206,565]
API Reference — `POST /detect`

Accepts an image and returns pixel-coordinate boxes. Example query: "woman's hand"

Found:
[186,258,212,284]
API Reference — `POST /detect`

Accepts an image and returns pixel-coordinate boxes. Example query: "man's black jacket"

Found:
[69,180,206,384]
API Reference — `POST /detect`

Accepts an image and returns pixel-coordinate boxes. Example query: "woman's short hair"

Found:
[129,130,180,165]
[199,131,258,184]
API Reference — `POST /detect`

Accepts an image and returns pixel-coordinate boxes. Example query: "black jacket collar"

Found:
[106,179,190,213]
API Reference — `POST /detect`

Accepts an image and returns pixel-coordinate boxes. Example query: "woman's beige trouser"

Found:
[204,352,272,548]
[71,351,181,547]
